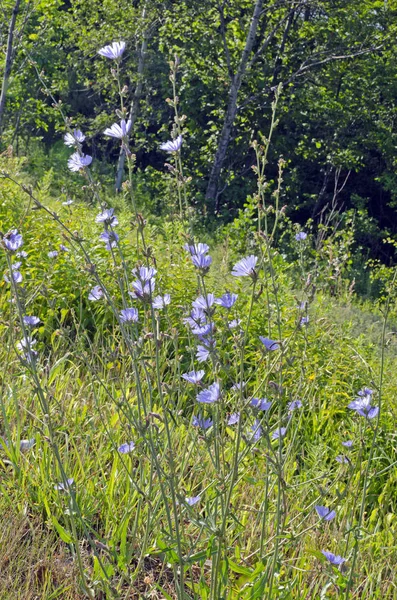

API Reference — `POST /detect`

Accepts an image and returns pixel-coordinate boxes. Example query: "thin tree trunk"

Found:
[0,0,22,138]
[205,0,263,208]
[115,9,148,192]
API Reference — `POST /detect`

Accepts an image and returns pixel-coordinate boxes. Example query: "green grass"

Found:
[1,158,397,599]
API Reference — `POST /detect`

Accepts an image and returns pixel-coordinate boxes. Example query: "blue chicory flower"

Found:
[229,319,242,329]
[98,41,126,59]
[130,279,155,300]
[321,551,345,565]
[196,344,211,363]
[336,455,349,464]
[288,400,303,411]
[54,478,74,491]
[216,292,238,309]
[118,441,135,454]
[100,230,119,250]
[192,294,216,310]
[185,495,200,506]
[259,336,280,351]
[64,129,85,147]
[3,229,23,252]
[23,316,40,327]
[19,438,35,452]
[96,208,118,227]
[300,316,309,326]
[315,505,336,521]
[182,370,205,384]
[231,255,258,277]
[119,308,138,323]
[132,266,157,282]
[48,250,58,259]
[251,419,262,442]
[152,294,171,310]
[88,285,104,301]
[192,415,213,429]
[227,412,240,425]
[68,152,92,172]
[197,382,220,404]
[4,270,22,284]
[160,135,182,152]
[104,119,132,139]
[59,244,69,252]
[251,398,272,411]
[342,440,353,447]
[272,427,286,440]
[295,231,307,241]
[192,254,212,269]
[348,394,378,419]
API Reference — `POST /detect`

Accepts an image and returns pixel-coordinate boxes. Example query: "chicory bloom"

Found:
[358,387,374,396]
[251,398,272,411]
[192,294,216,311]
[197,382,220,404]
[259,336,280,351]
[64,129,85,147]
[288,400,302,411]
[23,316,40,327]
[68,152,92,172]
[229,319,241,329]
[119,308,138,323]
[54,478,74,491]
[272,427,286,440]
[196,344,211,363]
[185,243,210,256]
[342,440,353,447]
[336,455,349,464]
[3,229,23,252]
[231,255,258,277]
[88,285,104,301]
[192,415,213,429]
[98,41,126,59]
[315,505,336,521]
[227,413,240,425]
[100,230,119,249]
[131,279,155,300]
[216,292,238,309]
[96,208,118,227]
[191,322,213,337]
[132,266,157,282]
[62,199,74,206]
[59,244,69,252]
[192,254,212,269]
[184,307,207,329]
[19,438,35,452]
[104,119,132,139]
[182,370,205,384]
[4,271,22,284]
[160,135,182,153]
[118,441,135,454]
[185,495,200,506]
[348,395,378,419]
[48,250,58,258]
[295,231,307,241]
[300,316,309,326]
[251,419,262,442]
[152,294,171,310]
[321,551,345,565]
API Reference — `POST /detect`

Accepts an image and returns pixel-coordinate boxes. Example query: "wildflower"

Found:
[227,413,240,425]
[295,231,307,241]
[17,336,37,351]
[4,270,22,284]
[59,244,69,252]
[336,455,349,464]
[98,41,126,59]
[54,478,74,491]
[67,152,92,172]
[192,415,213,429]
[184,307,207,330]
[48,250,58,259]
[192,294,216,311]
[100,230,119,250]
[185,495,200,506]
[229,319,241,329]
[103,119,132,139]
[160,135,182,153]
[251,419,262,442]
[197,382,220,404]
[132,266,157,282]
[184,242,210,256]
[191,322,213,337]
[88,285,104,301]
[196,344,211,362]
[64,129,85,147]
[259,336,280,351]
[216,292,238,309]
[62,199,74,206]
[182,370,205,384]
[358,387,374,397]
[251,398,272,411]
[299,300,307,310]
[231,255,258,277]
[321,551,345,565]
[192,254,212,269]
[300,316,309,326]
[272,427,286,440]
[315,505,336,521]
[23,316,40,327]
[16,250,28,258]
[19,438,35,452]
[152,294,171,310]
[96,208,118,227]
[119,308,138,323]
[342,440,353,447]
[288,400,302,411]
[130,279,155,300]
[3,229,23,252]
[348,394,378,419]
[232,382,246,391]
[118,441,135,454]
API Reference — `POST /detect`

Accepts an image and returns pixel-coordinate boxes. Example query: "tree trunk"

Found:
[0,0,22,139]
[115,8,148,192]
[205,0,264,208]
